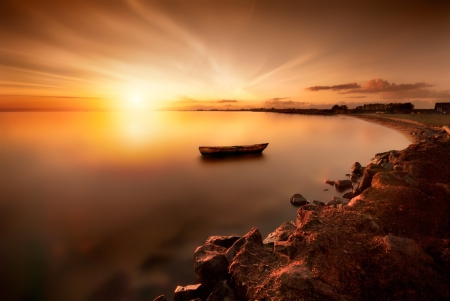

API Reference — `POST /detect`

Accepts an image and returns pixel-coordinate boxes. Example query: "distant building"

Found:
[435,102,450,114]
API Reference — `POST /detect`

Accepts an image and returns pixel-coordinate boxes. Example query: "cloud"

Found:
[264,98,333,109]
[217,99,238,103]
[264,98,300,107]
[345,78,433,93]
[306,83,360,91]
[307,78,450,103]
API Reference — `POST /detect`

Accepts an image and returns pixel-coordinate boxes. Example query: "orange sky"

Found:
[1,0,450,111]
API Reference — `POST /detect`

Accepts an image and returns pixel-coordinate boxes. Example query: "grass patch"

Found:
[376,114,450,127]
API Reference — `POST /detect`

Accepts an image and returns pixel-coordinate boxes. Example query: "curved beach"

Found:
[351,114,445,143]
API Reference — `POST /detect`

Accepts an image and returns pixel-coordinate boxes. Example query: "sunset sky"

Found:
[1,0,450,111]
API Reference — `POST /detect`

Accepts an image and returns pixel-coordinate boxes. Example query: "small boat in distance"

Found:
[199,143,269,156]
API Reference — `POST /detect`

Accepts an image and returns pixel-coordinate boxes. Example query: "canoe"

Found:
[199,143,269,156]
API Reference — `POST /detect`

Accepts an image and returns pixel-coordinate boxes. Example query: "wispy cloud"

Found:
[306,83,360,91]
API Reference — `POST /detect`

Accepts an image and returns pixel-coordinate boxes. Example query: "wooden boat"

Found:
[199,143,269,156]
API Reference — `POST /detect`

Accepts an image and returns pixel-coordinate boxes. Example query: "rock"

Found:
[279,264,313,290]
[152,295,168,301]
[325,180,335,185]
[263,221,296,245]
[194,243,229,287]
[327,196,350,207]
[297,207,323,230]
[354,164,386,195]
[381,162,393,171]
[342,191,355,199]
[274,241,291,255]
[312,200,325,206]
[334,179,353,190]
[173,284,203,301]
[371,171,418,189]
[290,194,309,206]
[436,183,450,196]
[374,150,391,160]
[363,235,450,299]
[228,228,289,301]
[226,228,263,263]
[393,164,403,171]
[388,150,400,164]
[350,173,360,181]
[206,236,241,249]
[351,162,362,174]
[206,281,237,301]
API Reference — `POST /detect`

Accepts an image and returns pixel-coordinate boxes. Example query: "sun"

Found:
[129,94,144,110]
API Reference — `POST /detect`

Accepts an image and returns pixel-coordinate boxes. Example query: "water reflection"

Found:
[0,111,410,301]
[199,153,266,164]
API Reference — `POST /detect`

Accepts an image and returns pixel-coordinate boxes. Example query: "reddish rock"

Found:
[228,228,289,300]
[350,162,362,174]
[194,243,229,287]
[342,191,355,199]
[206,236,241,248]
[290,193,309,206]
[206,281,237,301]
[334,179,353,190]
[263,221,296,245]
[312,200,325,206]
[173,284,203,301]
[274,241,291,256]
[372,171,418,188]
[354,164,386,195]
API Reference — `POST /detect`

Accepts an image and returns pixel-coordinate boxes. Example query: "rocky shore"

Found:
[154,119,450,301]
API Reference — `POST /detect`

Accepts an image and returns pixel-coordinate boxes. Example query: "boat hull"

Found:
[199,143,269,156]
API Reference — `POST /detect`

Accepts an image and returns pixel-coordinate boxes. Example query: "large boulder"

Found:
[360,235,449,299]
[228,228,289,300]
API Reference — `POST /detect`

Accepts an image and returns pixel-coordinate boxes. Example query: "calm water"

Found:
[0,111,410,300]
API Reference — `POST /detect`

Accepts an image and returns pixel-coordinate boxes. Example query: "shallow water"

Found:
[0,111,410,300]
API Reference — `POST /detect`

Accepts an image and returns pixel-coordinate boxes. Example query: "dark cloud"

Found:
[264,98,334,109]
[341,78,450,102]
[345,78,433,93]
[217,100,238,103]
[265,98,301,107]
[306,83,360,91]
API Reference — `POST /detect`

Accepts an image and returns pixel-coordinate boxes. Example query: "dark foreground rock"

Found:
[290,193,308,206]
[154,134,450,301]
